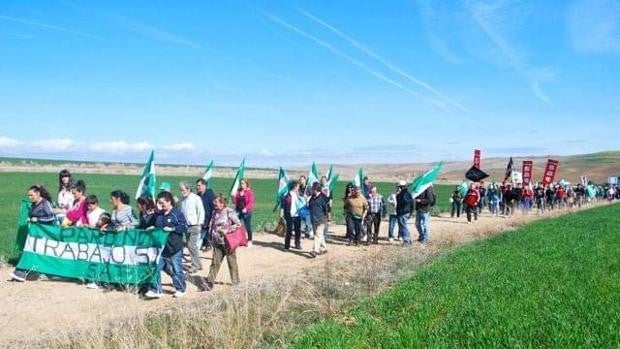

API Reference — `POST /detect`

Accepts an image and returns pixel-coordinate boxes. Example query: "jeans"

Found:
[388,214,398,239]
[451,201,462,218]
[345,213,353,240]
[303,214,313,236]
[397,214,411,245]
[200,226,211,249]
[347,217,364,243]
[151,249,186,293]
[238,211,253,241]
[186,225,202,270]
[415,211,430,242]
[284,216,301,249]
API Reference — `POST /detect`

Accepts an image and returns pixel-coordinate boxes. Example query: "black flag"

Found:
[465,166,489,182]
[503,157,514,182]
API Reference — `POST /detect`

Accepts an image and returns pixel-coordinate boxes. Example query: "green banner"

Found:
[14,199,32,254]
[16,224,168,285]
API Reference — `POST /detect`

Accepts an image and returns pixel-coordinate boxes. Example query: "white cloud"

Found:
[32,138,76,151]
[0,136,21,148]
[163,143,196,151]
[259,148,274,157]
[90,141,152,153]
[567,0,620,53]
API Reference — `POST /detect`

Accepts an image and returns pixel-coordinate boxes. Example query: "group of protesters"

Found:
[450,180,619,223]
[11,168,618,299]
[279,175,437,256]
[11,169,255,299]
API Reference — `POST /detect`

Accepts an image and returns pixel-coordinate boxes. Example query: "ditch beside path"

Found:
[0,205,603,346]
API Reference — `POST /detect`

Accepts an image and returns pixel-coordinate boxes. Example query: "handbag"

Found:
[224,226,248,253]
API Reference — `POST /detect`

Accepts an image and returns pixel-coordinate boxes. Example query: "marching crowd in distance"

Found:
[11,168,620,299]
[450,181,619,223]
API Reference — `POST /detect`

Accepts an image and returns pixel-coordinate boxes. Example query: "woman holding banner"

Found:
[145,191,188,299]
[10,185,56,282]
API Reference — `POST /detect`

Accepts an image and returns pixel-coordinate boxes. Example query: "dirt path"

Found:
[0,206,599,346]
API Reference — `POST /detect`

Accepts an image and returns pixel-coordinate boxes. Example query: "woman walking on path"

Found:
[204,195,241,290]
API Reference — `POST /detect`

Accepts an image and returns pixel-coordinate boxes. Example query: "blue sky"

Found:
[0,0,618,167]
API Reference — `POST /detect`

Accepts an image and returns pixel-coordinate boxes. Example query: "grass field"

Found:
[0,172,452,261]
[290,204,620,348]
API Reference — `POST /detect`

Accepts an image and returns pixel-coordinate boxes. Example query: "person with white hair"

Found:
[179,181,205,273]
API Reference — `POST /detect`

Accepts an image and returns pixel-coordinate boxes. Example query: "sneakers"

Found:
[10,270,26,282]
[173,291,186,298]
[388,237,394,243]
[86,282,100,290]
[144,290,163,299]
[309,251,317,258]
[247,241,253,247]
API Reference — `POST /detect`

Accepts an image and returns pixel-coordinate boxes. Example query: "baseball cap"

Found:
[159,182,172,191]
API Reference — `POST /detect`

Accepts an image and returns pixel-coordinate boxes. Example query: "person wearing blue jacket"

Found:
[145,191,188,299]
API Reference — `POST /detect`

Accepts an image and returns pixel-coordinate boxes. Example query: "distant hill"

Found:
[1,151,618,184]
[294,151,620,184]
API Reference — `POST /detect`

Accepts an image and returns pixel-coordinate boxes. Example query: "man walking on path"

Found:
[414,185,436,243]
[396,180,414,246]
[179,181,205,273]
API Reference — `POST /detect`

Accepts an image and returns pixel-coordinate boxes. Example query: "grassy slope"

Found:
[292,204,620,348]
[0,172,452,260]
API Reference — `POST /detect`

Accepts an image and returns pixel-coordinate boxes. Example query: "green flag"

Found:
[327,173,340,192]
[203,160,215,182]
[273,167,290,211]
[325,165,334,181]
[353,168,364,188]
[17,224,168,285]
[308,162,320,187]
[410,161,443,198]
[229,159,246,200]
[458,180,469,197]
[135,150,156,200]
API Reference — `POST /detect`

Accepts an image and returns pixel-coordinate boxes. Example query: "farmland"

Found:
[290,203,620,348]
[0,172,453,261]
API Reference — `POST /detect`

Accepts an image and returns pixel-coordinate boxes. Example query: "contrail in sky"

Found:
[264,13,449,112]
[0,14,102,39]
[299,9,467,113]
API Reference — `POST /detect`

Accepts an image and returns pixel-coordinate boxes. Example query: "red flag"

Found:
[473,149,481,168]
[541,159,559,186]
[522,160,533,185]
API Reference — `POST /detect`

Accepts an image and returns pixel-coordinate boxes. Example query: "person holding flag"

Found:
[196,178,216,251]
[232,179,255,247]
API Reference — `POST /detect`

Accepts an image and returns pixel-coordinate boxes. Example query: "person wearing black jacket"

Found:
[396,180,414,246]
[196,178,216,251]
[10,185,56,282]
[414,185,435,243]
[450,186,463,218]
[308,183,329,257]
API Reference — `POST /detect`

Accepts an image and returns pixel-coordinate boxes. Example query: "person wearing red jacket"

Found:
[232,178,255,246]
[464,183,480,223]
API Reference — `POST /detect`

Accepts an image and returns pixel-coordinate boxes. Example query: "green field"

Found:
[0,172,452,261]
[290,204,620,348]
